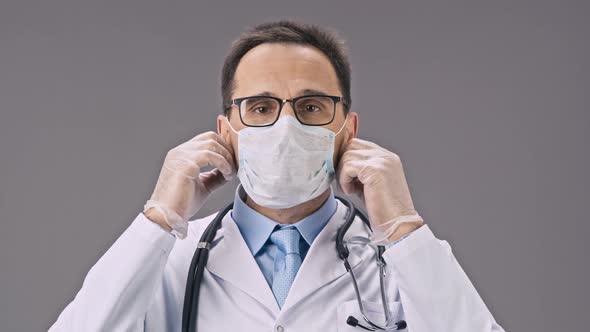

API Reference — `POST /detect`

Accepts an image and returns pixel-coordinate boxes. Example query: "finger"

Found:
[188,150,233,178]
[336,150,370,182]
[347,138,387,152]
[209,137,236,173]
[199,168,228,193]
[187,131,219,144]
[339,149,373,165]
[184,139,236,172]
[203,132,236,171]
[337,159,365,195]
[336,138,372,164]
[189,131,235,159]
[211,133,235,157]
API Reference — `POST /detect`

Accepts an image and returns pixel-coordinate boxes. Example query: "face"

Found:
[217,42,358,171]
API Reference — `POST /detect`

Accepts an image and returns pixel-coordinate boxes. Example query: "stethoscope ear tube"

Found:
[335,197,353,260]
[334,196,372,261]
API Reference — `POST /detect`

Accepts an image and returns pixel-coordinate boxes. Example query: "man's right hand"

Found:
[144,131,236,231]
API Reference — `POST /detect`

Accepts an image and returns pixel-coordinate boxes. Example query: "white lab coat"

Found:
[49,199,506,331]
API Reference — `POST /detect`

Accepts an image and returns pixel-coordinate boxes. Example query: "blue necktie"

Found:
[269,226,302,308]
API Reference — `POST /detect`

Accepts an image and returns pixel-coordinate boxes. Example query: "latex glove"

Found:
[145,131,236,238]
[335,138,424,243]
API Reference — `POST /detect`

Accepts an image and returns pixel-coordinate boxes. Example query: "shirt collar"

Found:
[231,183,338,256]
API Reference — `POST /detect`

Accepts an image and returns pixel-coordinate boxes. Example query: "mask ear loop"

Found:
[334,114,349,137]
[225,116,239,135]
[222,117,241,178]
[333,115,350,164]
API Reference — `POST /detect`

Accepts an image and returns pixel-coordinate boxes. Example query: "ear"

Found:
[345,111,359,142]
[217,114,230,143]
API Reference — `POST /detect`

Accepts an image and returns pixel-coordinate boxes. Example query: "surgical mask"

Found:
[227,115,347,209]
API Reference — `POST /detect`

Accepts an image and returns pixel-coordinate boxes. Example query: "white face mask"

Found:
[227,115,347,209]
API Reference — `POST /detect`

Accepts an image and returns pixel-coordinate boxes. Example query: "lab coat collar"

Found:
[206,209,280,314]
[206,197,369,316]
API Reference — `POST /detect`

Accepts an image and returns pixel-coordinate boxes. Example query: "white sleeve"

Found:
[382,224,506,332]
[48,212,176,332]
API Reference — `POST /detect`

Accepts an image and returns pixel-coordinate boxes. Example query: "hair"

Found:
[221,19,352,116]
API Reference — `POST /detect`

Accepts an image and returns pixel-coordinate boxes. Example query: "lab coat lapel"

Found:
[206,211,281,316]
[279,199,370,312]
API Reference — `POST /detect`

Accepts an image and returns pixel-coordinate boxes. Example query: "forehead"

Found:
[233,43,341,98]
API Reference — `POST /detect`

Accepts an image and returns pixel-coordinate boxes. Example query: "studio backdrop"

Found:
[1,1,588,331]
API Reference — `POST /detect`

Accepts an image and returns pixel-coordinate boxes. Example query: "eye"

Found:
[302,105,321,112]
[296,96,331,114]
[244,99,277,114]
[252,106,270,114]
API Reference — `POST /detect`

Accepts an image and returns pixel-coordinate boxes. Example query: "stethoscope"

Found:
[181,196,408,332]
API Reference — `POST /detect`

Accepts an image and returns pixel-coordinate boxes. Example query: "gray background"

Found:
[1,0,588,331]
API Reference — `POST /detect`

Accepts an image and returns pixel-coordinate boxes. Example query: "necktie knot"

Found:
[270,226,301,255]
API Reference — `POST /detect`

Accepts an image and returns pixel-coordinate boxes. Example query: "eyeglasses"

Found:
[230,94,347,127]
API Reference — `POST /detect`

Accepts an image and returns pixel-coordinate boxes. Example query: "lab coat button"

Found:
[276,325,284,332]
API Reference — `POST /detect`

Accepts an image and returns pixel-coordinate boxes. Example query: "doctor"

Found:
[50,20,506,331]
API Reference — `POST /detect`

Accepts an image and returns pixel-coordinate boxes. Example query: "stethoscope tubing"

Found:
[182,203,231,331]
[181,196,406,332]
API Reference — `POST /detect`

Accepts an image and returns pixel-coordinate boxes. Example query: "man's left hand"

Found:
[336,138,424,241]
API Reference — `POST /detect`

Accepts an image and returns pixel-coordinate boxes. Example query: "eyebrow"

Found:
[249,89,330,98]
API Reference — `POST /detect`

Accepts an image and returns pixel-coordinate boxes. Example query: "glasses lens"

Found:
[240,97,280,126]
[294,96,335,125]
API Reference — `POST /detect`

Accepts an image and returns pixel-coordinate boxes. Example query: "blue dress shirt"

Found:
[230,184,415,288]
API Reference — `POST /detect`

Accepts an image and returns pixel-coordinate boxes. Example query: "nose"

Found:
[279,100,297,119]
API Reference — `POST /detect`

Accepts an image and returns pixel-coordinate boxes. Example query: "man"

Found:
[50,20,505,331]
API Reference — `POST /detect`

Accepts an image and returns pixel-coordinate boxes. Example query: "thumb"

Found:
[336,177,352,195]
[200,168,230,193]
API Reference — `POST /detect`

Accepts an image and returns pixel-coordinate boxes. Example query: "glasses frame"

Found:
[230,94,347,127]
